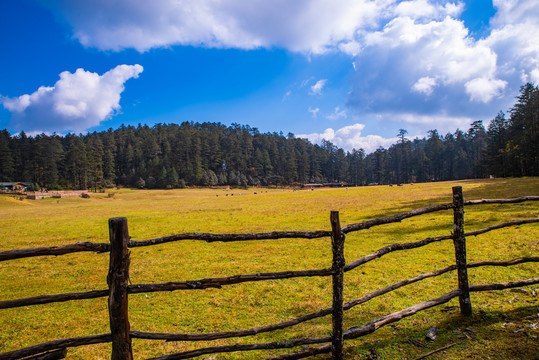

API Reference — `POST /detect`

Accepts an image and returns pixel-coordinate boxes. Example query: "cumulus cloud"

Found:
[297,123,398,153]
[412,76,437,95]
[465,77,507,102]
[1,64,143,133]
[347,12,508,133]
[310,79,328,95]
[482,0,539,88]
[362,16,497,85]
[46,0,384,54]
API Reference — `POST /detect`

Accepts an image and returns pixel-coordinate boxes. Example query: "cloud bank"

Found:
[47,0,383,54]
[1,64,143,133]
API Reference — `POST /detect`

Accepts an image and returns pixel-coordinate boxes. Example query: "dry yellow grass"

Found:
[0,178,537,359]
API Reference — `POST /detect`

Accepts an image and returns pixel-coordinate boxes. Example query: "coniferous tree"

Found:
[0,130,14,181]
[508,83,539,175]
[486,111,510,177]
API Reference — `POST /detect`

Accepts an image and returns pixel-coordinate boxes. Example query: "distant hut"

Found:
[0,182,33,191]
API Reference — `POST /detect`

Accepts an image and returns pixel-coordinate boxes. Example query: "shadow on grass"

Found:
[341,178,538,249]
[393,178,538,213]
[332,303,539,360]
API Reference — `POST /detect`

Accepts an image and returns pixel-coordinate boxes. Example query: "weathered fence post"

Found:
[108,217,133,360]
[330,211,345,360]
[452,186,472,316]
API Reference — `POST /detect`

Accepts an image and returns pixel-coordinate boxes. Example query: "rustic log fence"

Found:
[0,186,538,360]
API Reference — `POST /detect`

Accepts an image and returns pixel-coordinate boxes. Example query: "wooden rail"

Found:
[0,187,537,360]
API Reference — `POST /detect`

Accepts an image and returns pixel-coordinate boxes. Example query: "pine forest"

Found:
[0,83,537,190]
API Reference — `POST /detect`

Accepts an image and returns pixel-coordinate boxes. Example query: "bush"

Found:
[27,184,41,191]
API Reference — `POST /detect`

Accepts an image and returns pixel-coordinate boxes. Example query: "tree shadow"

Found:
[332,304,539,360]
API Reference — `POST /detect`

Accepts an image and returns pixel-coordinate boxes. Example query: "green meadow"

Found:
[0,178,537,359]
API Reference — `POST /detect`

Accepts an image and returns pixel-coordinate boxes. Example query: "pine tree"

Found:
[0,130,14,181]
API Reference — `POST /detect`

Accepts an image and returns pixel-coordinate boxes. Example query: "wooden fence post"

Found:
[452,186,472,316]
[108,217,133,360]
[330,211,345,360]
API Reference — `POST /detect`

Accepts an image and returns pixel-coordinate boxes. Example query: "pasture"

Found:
[0,178,538,359]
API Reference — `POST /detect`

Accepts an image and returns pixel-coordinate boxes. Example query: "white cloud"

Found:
[338,41,361,56]
[1,64,143,133]
[363,16,498,85]
[390,112,473,134]
[360,112,473,138]
[482,0,539,87]
[297,123,398,152]
[394,0,464,20]
[46,0,385,54]
[531,68,539,84]
[347,12,509,130]
[465,77,507,103]
[326,106,347,120]
[412,76,437,95]
[308,107,320,118]
[2,86,54,113]
[490,0,539,28]
[310,79,327,95]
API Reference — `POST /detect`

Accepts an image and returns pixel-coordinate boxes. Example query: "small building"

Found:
[303,183,323,189]
[0,182,33,191]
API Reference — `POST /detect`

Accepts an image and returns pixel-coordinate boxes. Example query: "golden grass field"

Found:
[0,178,538,359]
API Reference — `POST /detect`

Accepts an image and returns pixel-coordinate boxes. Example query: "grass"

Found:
[0,178,537,359]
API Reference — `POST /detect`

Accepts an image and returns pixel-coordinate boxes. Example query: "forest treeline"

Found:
[0,83,537,190]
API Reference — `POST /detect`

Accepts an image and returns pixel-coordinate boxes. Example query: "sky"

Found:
[1,0,538,153]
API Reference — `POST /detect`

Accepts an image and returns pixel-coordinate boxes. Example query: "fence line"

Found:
[0,187,538,360]
[1,198,537,262]
[2,220,537,311]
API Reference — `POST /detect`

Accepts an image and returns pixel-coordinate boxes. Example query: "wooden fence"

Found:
[0,186,538,360]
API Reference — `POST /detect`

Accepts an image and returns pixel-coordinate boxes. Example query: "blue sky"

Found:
[1,0,538,153]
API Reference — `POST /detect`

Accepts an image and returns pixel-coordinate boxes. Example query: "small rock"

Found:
[425,325,438,341]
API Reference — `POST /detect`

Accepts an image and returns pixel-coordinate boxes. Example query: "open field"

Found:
[0,178,538,359]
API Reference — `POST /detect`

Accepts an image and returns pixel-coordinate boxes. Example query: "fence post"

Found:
[452,186,472,316]
[108,217,133,360]
[330,211,345,360]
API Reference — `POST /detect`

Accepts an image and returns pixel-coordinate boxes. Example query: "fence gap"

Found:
[452,186,472,316]
[108,217,134,360]
[330,210,345,360]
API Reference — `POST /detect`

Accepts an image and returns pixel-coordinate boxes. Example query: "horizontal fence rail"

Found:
[0,187,537,360]
[3,221,538,311]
